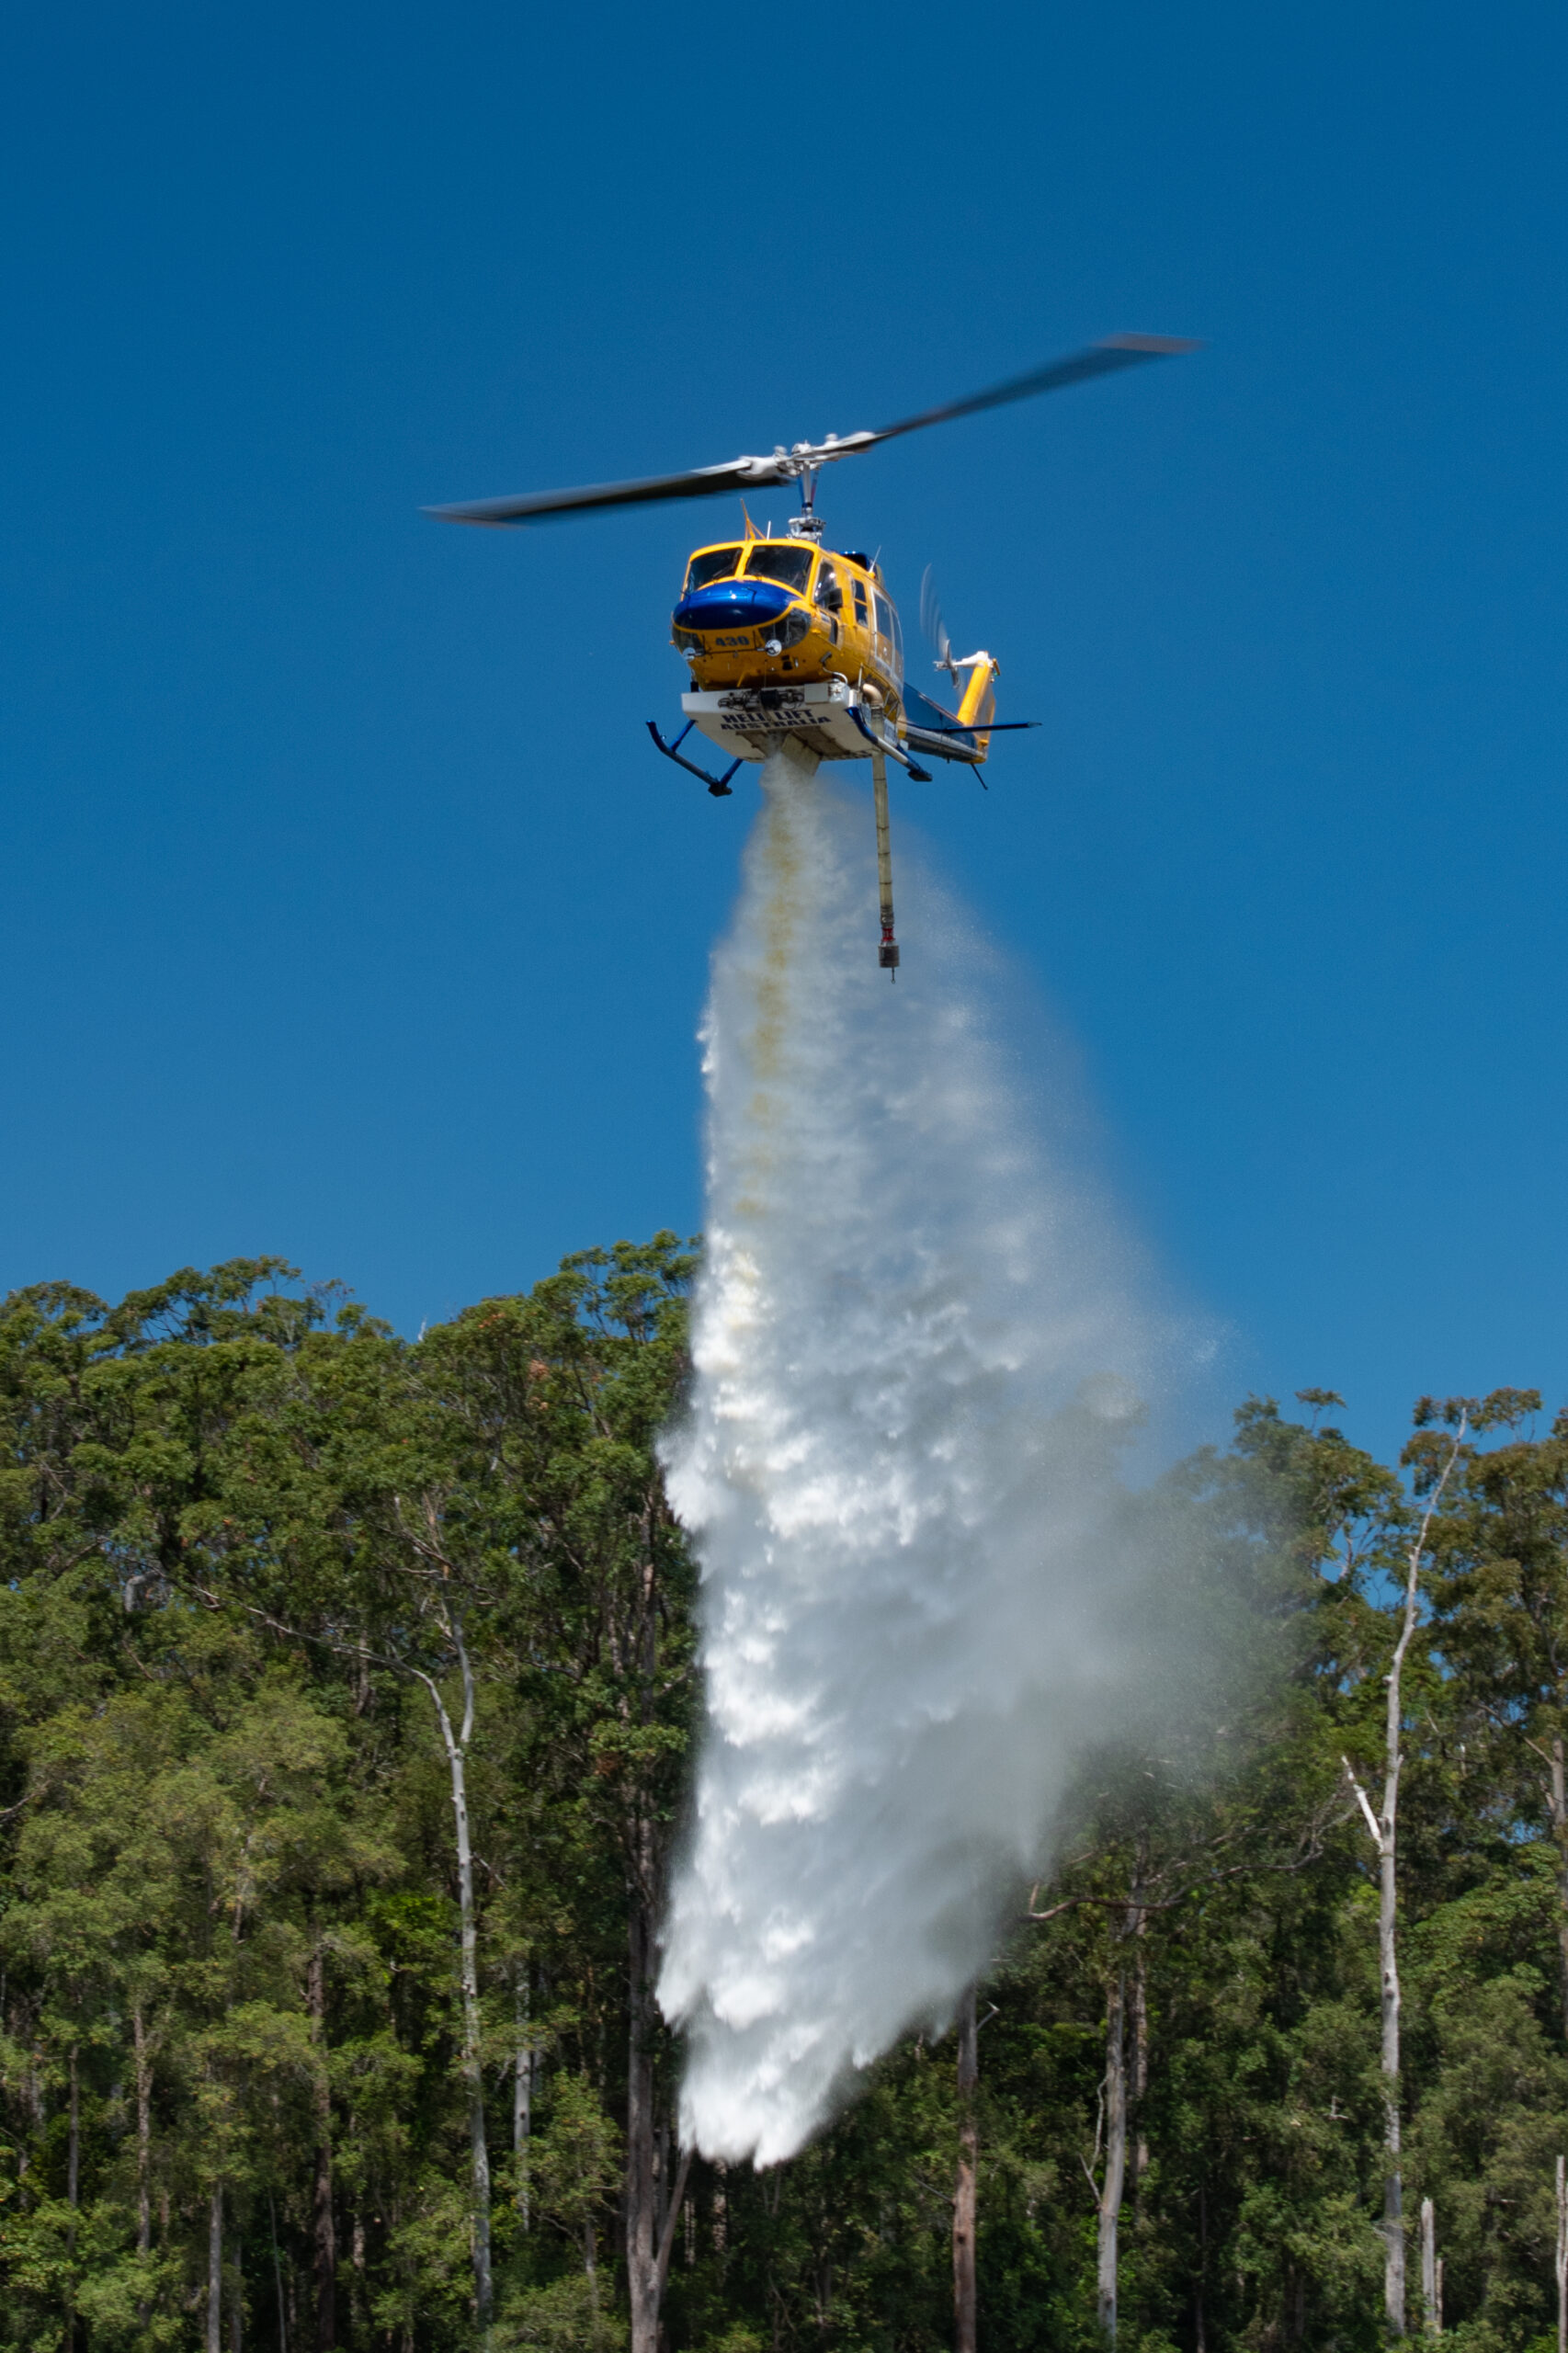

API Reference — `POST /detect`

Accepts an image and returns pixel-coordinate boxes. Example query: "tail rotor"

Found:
[920,565,961,687]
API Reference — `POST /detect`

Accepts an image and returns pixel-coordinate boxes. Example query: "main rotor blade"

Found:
[865,334,1198,447]
[426,454,791,528]
[426,334,1197,528]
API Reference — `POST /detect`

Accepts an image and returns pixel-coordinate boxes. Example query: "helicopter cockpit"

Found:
[672,537,903,695]
[742,544,813,592]
[685,546,744,591]
[682,542,824,595]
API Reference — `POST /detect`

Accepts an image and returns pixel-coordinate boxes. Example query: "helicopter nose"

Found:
[673,580,793,631]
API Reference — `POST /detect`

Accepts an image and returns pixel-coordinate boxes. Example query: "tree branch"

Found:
[1342,1756,1382,1847]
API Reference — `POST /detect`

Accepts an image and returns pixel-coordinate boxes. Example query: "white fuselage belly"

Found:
[683,681,897,767]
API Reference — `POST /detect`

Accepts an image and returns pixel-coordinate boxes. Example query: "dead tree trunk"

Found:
[1092,1870,1151,2349]
[1555,2154,1566,2353]
[953,1985,979,2353]
[1421,2196,1437,2336]
[1344,1414,1467,2340]
[1378,1745,1406,2340]
[415,1631,492,2325]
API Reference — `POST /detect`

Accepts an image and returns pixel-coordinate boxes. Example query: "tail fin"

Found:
[956,656,999,757]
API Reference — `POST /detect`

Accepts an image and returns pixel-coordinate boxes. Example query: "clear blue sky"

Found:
[4,2,1564,1471]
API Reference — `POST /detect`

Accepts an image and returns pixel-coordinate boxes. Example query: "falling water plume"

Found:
[658,741,1196,2166]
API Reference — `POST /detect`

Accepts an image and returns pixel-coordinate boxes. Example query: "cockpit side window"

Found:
[852,578,869,627]
[686,548,744,592]
[814,561,842,611]
[870,591,904,676]
[743,544,813,592]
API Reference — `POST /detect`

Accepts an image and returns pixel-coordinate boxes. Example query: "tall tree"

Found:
[415,1238,699,2353]
[1340,1392,1526,2335]
[1423,1396,1568,2027]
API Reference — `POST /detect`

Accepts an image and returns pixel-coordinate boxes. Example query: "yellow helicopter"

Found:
[428,334,1193,971]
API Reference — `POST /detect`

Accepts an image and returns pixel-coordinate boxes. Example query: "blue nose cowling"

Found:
[674,580,793,631]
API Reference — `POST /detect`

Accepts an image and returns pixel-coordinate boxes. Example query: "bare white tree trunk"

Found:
[416,1630,491,2325]
[1096,1973,1127,2346]
[1336,1412,1460,2334]
[1088,1872,1151,2350]
[1421,2196,1437,2336]
[626,1853,692,2353]
[1555,2154,1566,2353]
[1344,1415,1467,2340]
[1378,1757,1406,2339]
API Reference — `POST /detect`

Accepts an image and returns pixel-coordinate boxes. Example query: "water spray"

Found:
[659,745,1187,2165]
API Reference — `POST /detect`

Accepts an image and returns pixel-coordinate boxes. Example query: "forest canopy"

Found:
[2,1245,1566,2353]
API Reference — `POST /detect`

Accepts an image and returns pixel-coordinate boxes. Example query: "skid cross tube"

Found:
[847,703,933,782]
[646,719,741,797]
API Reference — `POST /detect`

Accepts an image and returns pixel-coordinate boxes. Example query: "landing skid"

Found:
[646,719,740,798]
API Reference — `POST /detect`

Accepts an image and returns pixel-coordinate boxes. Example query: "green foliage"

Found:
[1,1263,1565,2352]
[530,2075,623,2264]
[494,2273,628,2353]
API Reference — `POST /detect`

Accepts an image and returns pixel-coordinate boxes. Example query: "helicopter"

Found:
[428,333,1194,972]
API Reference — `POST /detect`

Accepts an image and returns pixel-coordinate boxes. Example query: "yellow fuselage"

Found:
[671,534,906,721]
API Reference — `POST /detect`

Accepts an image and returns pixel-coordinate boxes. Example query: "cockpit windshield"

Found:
[743,544,813,592]
[685,548,744,592]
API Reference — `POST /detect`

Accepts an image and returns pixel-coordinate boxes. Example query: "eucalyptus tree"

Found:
[415,1236,699,2353]
[1422,1397,1568,2028]
[1339,1392,1531,2335]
